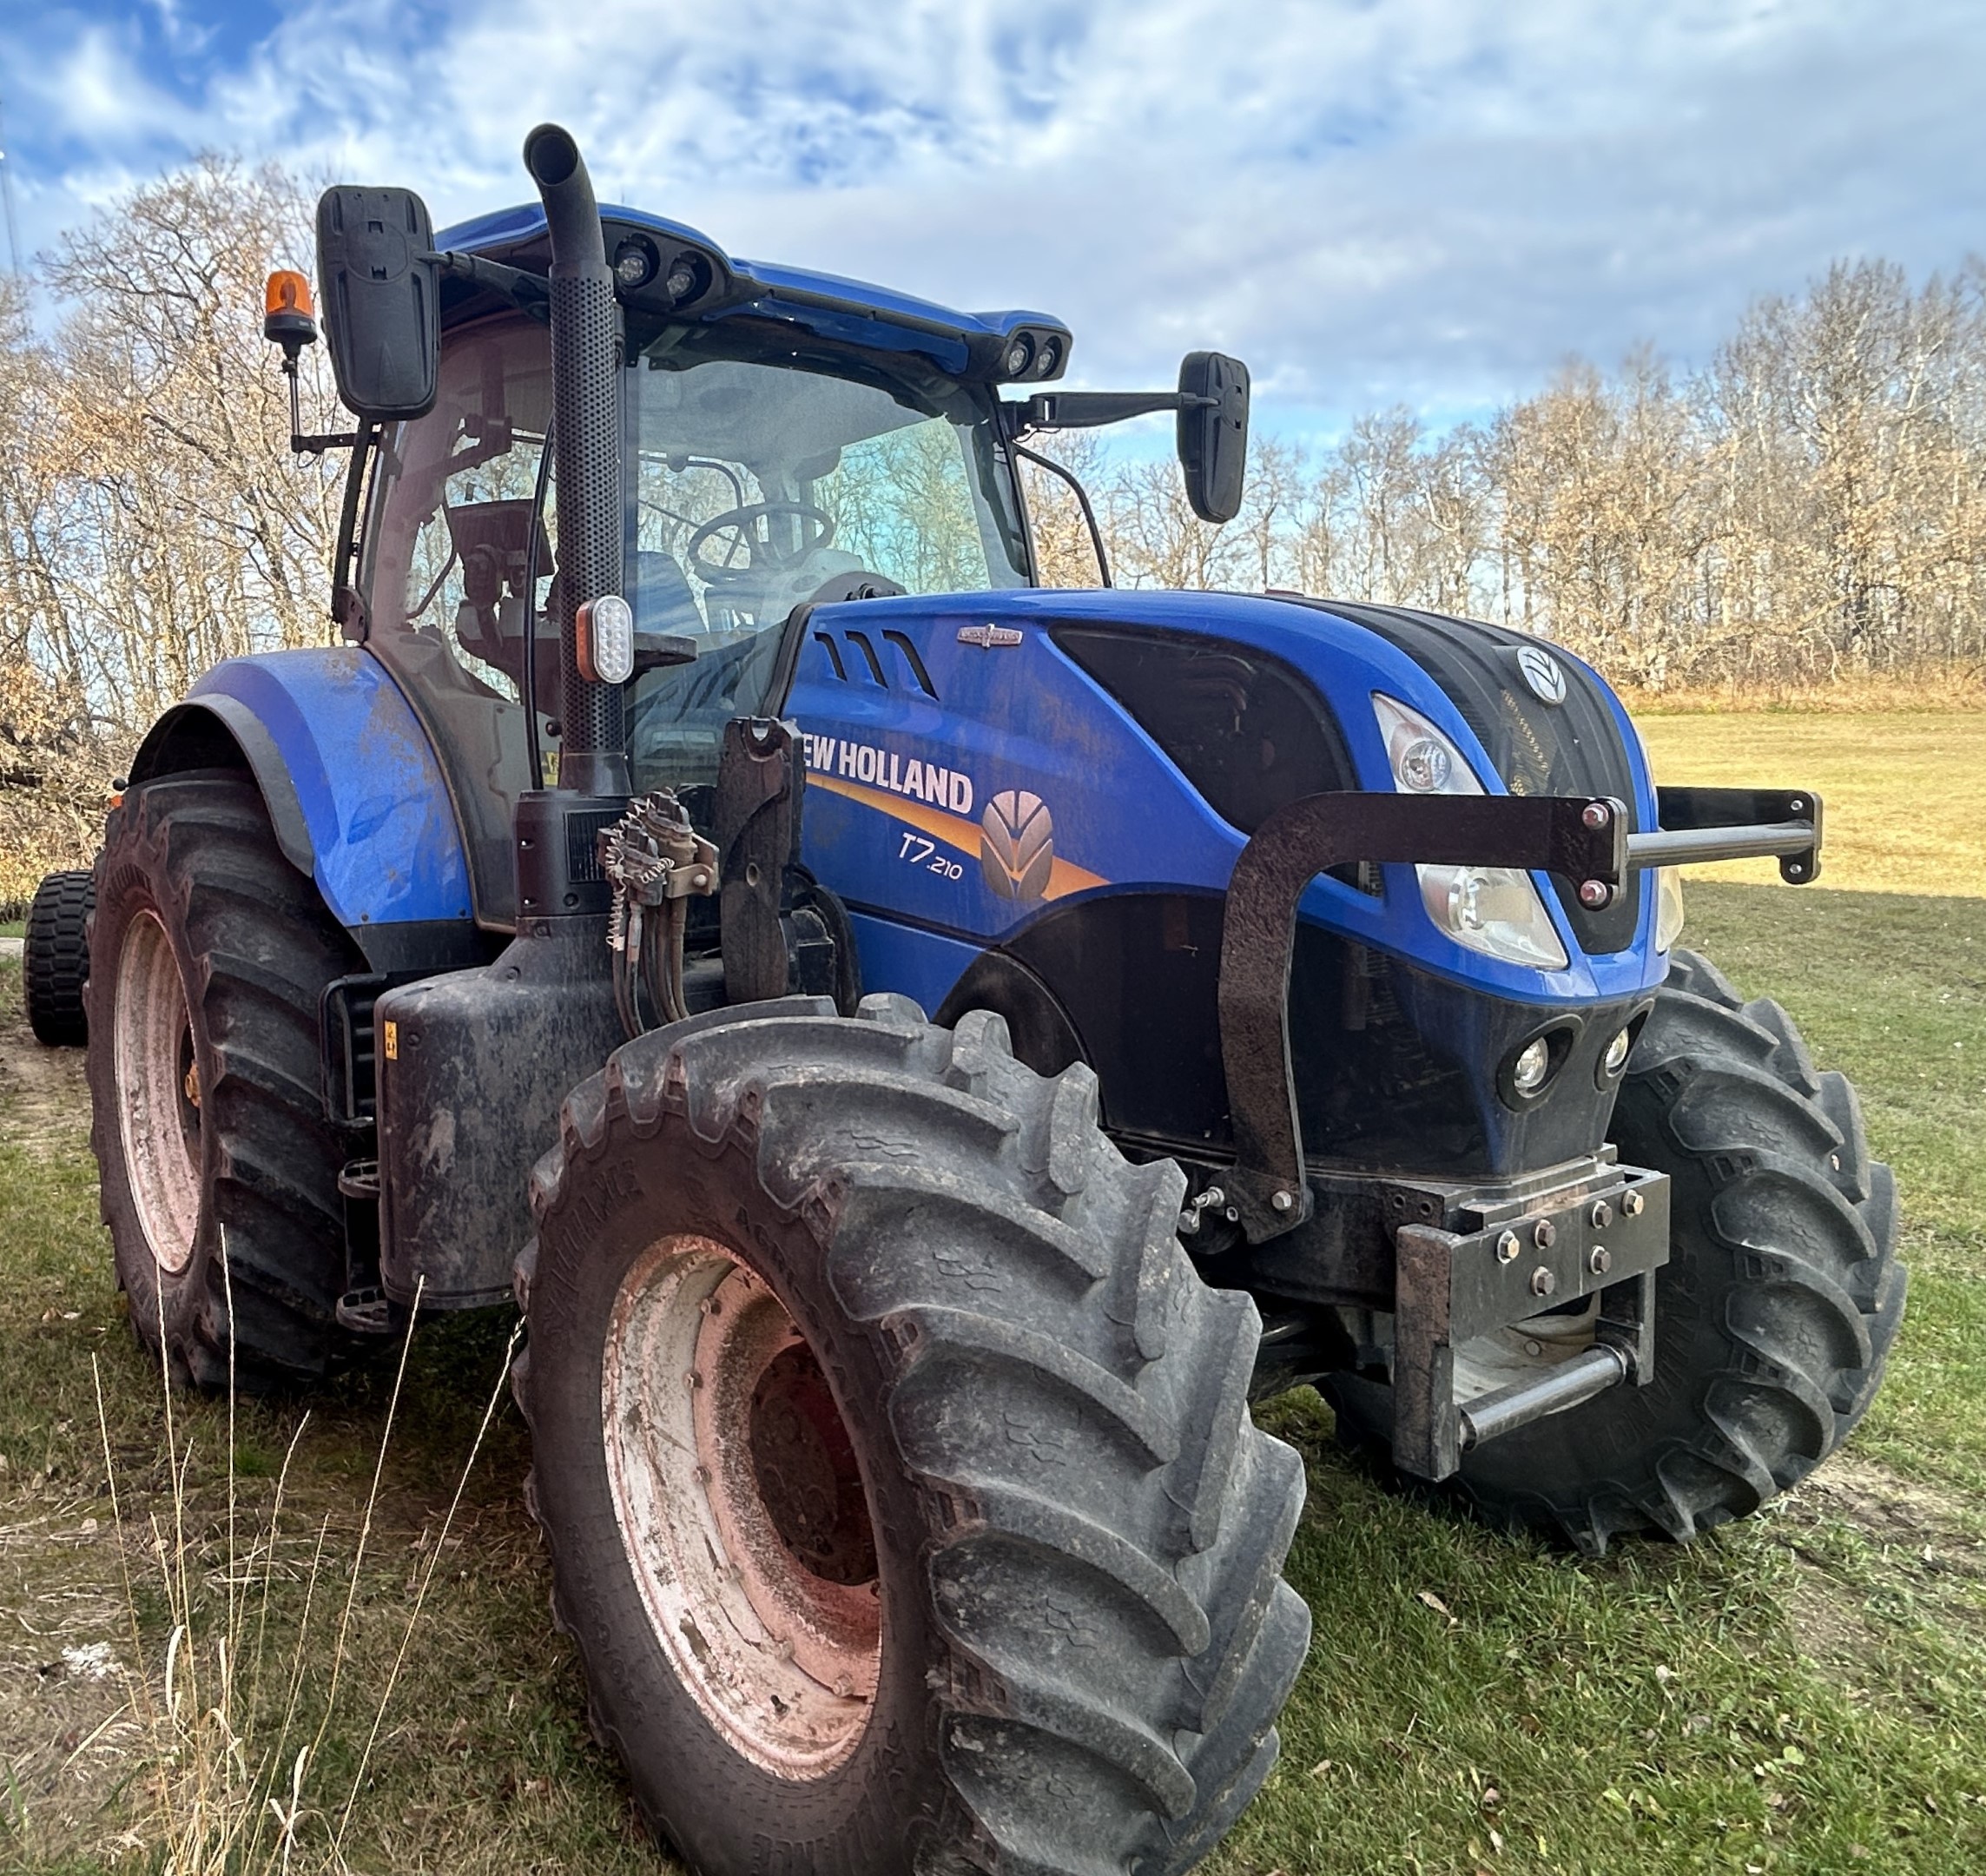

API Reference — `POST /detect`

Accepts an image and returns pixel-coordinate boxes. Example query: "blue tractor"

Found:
[51,126,1901,1875]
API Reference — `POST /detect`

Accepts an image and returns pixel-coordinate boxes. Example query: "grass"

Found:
[3,711,1983,1874]
[1638,712,1986,897]
[0,981,666,1874]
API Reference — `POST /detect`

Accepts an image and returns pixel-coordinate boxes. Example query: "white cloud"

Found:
[3,0,1982,433]
[20,21,194,147]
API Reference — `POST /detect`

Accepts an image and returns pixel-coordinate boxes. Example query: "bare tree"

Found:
[1015,430,1112,587]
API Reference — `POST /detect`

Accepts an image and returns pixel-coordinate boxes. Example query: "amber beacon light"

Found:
[261,268,357,456]
[263,269,318,353]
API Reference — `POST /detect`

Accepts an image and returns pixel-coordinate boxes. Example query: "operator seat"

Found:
[632,550,705,638]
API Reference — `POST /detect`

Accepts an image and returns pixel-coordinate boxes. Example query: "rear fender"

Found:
[129,648,477,965]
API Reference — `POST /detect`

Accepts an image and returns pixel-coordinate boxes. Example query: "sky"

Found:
[1,0,1982,445]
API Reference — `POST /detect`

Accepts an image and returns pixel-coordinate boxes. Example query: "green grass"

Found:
[1211,878,1986,1875]
[1639,713,1986,897]
[3,712,1983,1874]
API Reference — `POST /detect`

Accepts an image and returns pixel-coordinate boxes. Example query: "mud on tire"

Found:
[23,869,94,1047]
[514,993,1311,1876]
[1333,948,1905,1556]
[87,773,362,1390]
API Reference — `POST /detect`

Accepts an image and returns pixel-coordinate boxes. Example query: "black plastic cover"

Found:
[316,187,441,421]
[1052,626,1354,834]
[1177,351,1250,524]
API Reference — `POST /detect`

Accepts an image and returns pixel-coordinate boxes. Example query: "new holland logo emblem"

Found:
[958,624,1024,649]
[1517,643,1567,705]
[980,790,1055,900]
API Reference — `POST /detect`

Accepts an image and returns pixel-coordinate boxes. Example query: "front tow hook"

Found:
[1457,1343,1631,1451]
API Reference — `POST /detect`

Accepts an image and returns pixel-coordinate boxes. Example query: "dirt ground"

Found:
[0,978,149,1853]
[0,980,89,1155]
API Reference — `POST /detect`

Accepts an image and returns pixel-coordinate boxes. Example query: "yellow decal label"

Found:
[810,772,1106,902]
[381,1019,399,1061]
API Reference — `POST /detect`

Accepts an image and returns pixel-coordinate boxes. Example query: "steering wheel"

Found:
[687,500,835,584]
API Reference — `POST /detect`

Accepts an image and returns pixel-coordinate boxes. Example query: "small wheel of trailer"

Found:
[1330,948,1905,1555]
[23,868,94,1047]
[87,773,364,1390]
[515,994,1310,1876]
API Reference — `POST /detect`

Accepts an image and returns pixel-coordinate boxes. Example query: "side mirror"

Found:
[1177,351,1250,524]
[315,187,442,421]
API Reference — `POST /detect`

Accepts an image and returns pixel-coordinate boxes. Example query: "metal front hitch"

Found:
[1390,1162,1670,1479]
[1215,785,1823,1244]
[1211,780,1821,1479]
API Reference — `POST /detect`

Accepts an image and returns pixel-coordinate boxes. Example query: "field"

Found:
[3,715,1983,1875]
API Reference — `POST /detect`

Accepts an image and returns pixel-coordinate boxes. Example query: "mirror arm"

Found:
[282,350,360,454]
[1006,389,1217,435]
[425,249,553,320]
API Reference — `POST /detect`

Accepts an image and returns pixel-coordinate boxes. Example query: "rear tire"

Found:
[1330,948,1904,1556]
[87,773,362,1390]
[23,869,93,1047]
[516,994,1310,1876]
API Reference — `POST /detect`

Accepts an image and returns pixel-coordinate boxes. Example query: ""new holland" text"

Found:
[801,734,974,814]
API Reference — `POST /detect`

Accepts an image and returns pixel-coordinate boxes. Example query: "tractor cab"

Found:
[317,194,1242,933]
[354,279,1035,921]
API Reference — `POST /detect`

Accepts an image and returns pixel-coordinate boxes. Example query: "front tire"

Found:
[1331,948,1905,1556]
[517,994,1310,1876]
[87,773,362,1390]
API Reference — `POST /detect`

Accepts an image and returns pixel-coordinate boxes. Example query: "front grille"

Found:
[1289,600,1641,954]
[1052,624,1355,835]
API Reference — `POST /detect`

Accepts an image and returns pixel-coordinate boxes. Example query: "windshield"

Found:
[625,323,1029,791]
[359,312,1029,918]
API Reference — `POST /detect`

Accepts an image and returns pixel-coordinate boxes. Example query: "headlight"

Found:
[1655,866,1686,952]
[1512,1035,1552,1094]
[1372,694,1481,798]
[1417,864,1570,969]
[1372,695,1570,971]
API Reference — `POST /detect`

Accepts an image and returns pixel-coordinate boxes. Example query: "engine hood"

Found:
[774,585,1663,1011]
[887,587,1653,822]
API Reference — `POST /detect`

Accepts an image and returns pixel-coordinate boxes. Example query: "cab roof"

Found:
[437,201,1067,377]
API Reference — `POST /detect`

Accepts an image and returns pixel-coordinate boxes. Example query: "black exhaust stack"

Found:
[524,123,627,797]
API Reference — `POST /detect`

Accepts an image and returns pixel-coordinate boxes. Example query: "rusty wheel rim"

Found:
[113,908,202,1277]
[603,1234,881,1777]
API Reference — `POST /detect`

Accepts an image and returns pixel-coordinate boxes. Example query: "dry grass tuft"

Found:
[78,1275,523,1876]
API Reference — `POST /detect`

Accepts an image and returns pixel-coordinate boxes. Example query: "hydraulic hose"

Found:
[524,122,628,796]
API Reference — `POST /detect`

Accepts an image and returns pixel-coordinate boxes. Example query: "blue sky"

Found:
[2,0,1982,445]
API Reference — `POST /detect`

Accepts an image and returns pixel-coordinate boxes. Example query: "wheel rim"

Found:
[113,908,203,1276]
[604,1234,881,1777]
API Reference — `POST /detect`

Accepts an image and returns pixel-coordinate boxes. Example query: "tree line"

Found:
[3,157,1983,902]
[1029,255,1986,691]
[0,160,345,899]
